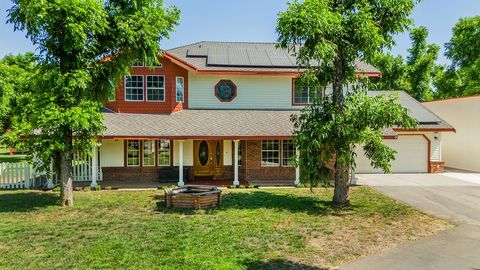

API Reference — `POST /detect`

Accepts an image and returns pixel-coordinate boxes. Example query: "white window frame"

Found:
[158,140,171,167]
[132,60,144,67]
[146,75,165,102]
[127,140,141,167]
[142,140,156,167]
[281,140,295,167]
[293,80,322,105]
[176,76,184,103]
[261,140,280,167]
[124,75,144,102]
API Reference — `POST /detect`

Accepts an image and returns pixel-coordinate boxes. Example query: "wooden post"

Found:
[233,140,240,186]
[178,140,185,187]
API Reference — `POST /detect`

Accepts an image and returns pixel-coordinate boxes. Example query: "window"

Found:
[176,77,184,102]
[143,140,155,166]
[293,79,322,104]
[146,76,165,101]
[158,140,170,166]
[127,140,140,167]
[125,75,144,101]
[261,140,280,167]
[282,140,295,167]
[238,141,243,166]
[215,80,237,102]
[133,60,144,67]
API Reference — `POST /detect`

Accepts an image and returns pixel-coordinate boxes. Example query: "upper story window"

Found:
[215,80,237,102]
[293,79,322,105]
[125,75,144,101]
[176,77,184,103]
[146,76,165,102]
[133,60,144,67]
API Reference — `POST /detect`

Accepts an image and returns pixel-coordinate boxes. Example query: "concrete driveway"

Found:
[341,173,480,270]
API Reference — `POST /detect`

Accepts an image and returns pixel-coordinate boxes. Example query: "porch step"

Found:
[248,180,295,187]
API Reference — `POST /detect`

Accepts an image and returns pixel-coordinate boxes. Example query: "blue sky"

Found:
[1,0,479,65]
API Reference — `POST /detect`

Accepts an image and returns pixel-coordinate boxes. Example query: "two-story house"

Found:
[92,41,454,187]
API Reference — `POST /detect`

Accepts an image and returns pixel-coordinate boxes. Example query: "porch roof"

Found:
[100,108,451,140]
[101,109,301,139]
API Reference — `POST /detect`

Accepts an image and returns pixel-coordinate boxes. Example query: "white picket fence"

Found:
[0,152,101,189]
[0,162,31,189]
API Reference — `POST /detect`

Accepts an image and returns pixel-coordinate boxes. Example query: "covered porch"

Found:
[94,138,301,187]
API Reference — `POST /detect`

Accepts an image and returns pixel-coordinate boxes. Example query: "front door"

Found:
[194,140,224,176]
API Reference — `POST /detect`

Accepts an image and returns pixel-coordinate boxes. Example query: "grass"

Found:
[0,187,451,270]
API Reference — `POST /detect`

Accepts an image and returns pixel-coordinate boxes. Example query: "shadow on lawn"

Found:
[244,259,328,270]
[0,191,58,212]
[156,190,355,216]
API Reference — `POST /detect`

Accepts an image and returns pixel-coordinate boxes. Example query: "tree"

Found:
[277,0,419,205]
[6,0,179,206]
[406,26,439,101]
[291,91,416,188]
[436,16,480,98]
[370,53,409,91]
[0,53,36,134]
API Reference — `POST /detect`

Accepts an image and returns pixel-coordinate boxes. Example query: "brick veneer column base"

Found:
[430,161,445,174]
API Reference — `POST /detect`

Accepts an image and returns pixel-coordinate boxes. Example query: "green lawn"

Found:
[0,187,451,270]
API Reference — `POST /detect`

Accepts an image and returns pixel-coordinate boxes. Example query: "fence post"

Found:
[25,162,30,189]
[90,146,98,188]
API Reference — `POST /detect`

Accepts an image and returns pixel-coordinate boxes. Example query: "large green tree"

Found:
[370,53,409,91]
[6,0,179,206]
[0,53,36,134]
[277,0,419,205]
[436,16,480,98]
[406,26,439,101]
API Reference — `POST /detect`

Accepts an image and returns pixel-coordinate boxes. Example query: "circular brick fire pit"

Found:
[165,185,221,209]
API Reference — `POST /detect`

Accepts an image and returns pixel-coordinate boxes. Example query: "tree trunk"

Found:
[333,162,350,205]
[59,130,74,206]
[331,48,350,206]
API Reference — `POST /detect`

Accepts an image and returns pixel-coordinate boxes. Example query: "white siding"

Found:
[173,140,194,166]
[100,139,124,167]
[424,97,480,171]
[188,73,295,109]
[426,132,441,161]
[355,135,429,173]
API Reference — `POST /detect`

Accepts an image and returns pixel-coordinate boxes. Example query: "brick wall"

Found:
[430,161,445,174]
[106,57,188,114]
[244,140,295,181]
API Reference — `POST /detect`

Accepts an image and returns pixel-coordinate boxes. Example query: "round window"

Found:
[215,80,237,102]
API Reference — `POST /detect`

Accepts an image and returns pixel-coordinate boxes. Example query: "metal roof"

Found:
[167,41,380,74]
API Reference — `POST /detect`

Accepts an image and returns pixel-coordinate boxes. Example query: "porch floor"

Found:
[74,180,249,189]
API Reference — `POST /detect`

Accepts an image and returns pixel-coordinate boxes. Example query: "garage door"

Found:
[355,135,428,173]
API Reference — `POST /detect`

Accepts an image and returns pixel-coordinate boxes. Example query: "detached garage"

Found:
[355,135,429,173]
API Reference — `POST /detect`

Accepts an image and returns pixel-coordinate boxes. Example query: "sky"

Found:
[0,0,479,65]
